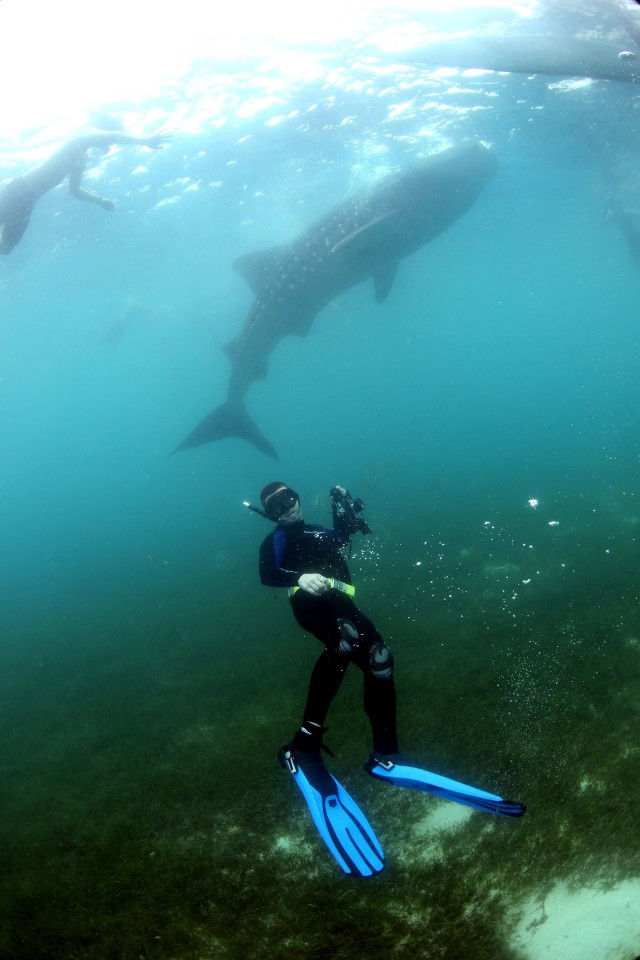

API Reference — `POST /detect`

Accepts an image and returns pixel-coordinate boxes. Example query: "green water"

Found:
[3,1,640,956]
[2,485,638,960]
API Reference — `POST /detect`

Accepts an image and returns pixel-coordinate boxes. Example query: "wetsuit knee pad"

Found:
[336,618,360,655]
[369,641,394,680]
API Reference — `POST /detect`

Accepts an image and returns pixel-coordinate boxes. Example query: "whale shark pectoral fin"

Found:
[288,309,317,337]
[233,246,290,295]
[223,335,241,363]
[373,261,399,303]
[170,401,278,460]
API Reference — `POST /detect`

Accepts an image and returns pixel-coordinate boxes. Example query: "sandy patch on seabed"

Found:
[509,878,640,960]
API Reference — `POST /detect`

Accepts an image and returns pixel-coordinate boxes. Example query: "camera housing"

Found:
[330,487,371,536]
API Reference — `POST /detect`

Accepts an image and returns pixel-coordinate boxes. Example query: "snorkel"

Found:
[243,500,270,520]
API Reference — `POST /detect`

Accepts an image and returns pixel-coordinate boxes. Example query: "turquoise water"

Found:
[2,3,640,958]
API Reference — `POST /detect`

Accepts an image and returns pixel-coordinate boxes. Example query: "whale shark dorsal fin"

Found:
[233,246,289,295]
[373,261,399,303]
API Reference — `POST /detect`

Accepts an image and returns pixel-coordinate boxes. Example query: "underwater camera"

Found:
[329,486,371,536]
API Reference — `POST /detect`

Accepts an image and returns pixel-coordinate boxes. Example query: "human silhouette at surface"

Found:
[0,127,168,254]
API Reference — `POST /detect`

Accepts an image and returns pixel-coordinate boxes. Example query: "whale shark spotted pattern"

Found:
[172,139,499,460]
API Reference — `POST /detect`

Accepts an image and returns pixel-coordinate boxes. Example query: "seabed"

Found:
[2,491,639,959]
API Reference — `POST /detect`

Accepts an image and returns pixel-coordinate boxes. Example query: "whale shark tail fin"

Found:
[170,401,278,460]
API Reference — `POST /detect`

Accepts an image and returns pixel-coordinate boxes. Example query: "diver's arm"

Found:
[67,130,168,210]
[64,146,112,209]
[68,180,115,211]
[259,536,299,588]
[108,131,169,149]
[75,129,170,151]
[259,536,331,594]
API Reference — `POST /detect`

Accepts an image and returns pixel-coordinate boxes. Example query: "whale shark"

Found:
[172,139,498,460]
[403,34,640,84]
[368,0,640,86]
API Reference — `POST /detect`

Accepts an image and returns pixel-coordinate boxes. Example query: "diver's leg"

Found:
[363,668,399,756]
[291,649,348,752]
[0,179,35,254]
[289,595,357,752]
[0,211,32,254]
[349,609,399,755]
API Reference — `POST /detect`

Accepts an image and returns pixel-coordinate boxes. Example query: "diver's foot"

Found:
[291,721,330,754]
[365,751,410,773]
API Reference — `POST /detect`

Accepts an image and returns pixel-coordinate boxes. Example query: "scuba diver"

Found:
[257,482,398,760]
[247,482,526,878]
[0,126,168,255]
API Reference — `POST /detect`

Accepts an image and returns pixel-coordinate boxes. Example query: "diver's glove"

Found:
[298,573,331,595]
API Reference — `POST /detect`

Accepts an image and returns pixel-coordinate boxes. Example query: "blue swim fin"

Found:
[280,747,385,877]
[364,754,526,818]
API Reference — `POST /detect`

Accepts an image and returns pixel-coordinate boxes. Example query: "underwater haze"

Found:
[1,1,640,958]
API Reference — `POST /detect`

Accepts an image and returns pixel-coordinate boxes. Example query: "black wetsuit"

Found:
[259,511,398,755]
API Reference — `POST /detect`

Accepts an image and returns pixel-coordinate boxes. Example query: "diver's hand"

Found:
[99,197,116,213]
[298,573,330,596]
[144,132,170,149]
